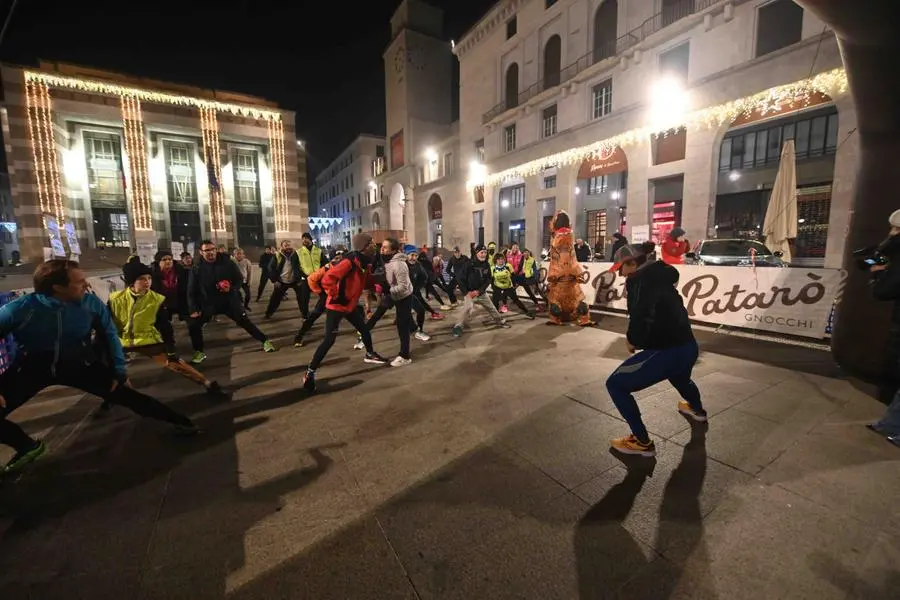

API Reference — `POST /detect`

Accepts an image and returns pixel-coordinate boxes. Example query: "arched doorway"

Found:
[428,193,443,249]
[543,35,562,89]
[713,91,837,267]
[372,211,381,230]
[593,0,618,63]
[575,146,629,259]
[505,64,519,110]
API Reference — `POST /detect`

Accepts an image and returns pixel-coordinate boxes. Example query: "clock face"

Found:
[394,46,405,74]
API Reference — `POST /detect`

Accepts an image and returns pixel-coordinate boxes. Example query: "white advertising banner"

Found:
[542,262,846,339]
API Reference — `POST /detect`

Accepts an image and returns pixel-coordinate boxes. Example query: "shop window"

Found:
[719,109,839,171]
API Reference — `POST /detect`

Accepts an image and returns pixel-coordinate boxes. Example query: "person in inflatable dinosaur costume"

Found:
[546,210,593,326]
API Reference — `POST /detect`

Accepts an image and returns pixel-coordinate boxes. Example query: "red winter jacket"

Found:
[321,253,373,313]
[661,238,690,265]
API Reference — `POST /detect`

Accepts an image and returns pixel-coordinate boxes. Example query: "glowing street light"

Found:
[425,147,438,162]
[648,76,688,129]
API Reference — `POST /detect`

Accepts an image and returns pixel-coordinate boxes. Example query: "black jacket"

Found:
[575,243,591,262]
[447,255,467,279]
[259,253,275,275]
[625,260,694,350]
[268,250,303,283]
[151,263,189,317]
[458,257,491,295]
[610,236,628,261]
[407,260,428,292]
[187,254,244,314]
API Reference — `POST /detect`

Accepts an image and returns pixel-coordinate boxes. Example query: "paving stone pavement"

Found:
[0,301,897,600]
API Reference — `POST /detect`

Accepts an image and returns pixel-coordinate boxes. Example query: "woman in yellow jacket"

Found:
[102,260,226,408]
[491,253,535,319]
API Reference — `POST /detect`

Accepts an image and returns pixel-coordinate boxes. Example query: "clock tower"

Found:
[383,0,453,176]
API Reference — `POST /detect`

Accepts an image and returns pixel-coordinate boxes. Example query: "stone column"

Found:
[823,95,859,269]
[682,126,720,239]
[625,141,651,237]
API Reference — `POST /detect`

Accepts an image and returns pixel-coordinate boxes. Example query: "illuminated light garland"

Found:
[482,68,849,188]
[120,95,153,230]
[24,79,65,225]
[200,107,227,233]
[25,71,283,122]
[267,118,290,232]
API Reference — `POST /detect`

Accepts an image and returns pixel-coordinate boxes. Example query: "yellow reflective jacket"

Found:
[108,289,165,348]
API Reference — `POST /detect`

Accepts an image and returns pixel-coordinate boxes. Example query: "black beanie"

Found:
[122,259,153,285]
[154,249,173,263]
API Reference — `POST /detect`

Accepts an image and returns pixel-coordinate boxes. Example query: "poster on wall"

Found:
[540,261,846,339]
[630,225,650,244]
[45,217,67,258]
[64,222,81,256]
[171,241,184,258]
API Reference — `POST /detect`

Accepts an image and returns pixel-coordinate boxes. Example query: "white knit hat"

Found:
[890,210,900,228]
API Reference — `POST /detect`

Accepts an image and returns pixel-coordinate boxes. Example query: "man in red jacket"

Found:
[661,227,690,265]
[302,233,388,392]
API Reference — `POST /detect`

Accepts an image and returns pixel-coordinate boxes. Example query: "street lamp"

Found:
[425,147,438,162]
[648,76,688,129]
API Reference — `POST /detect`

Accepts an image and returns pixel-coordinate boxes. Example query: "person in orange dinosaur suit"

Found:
[545,210,593,326]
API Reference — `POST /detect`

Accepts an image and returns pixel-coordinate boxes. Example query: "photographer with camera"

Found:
[865,210,900,447]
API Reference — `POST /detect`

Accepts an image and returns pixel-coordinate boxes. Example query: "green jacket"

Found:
[108,288,165,348]
[298,245,323,276]
[522,256,536,279]
[492,264,514,289]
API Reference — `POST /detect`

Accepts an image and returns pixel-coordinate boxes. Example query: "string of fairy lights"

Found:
[120,95,153,230]
[200,106,227,232]
[24,78,65,227]
[22,70,293,235]
[267,118,290,232]
[477,68,850,188]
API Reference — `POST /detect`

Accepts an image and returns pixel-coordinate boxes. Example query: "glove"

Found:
[216,280,232,293]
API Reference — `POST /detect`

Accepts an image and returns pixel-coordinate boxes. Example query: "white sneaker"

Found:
[391,356,413,367]
[440,305,451,311]
[414,331,431,342]
[353,340,365,350]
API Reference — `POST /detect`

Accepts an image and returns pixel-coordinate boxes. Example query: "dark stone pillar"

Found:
[798,1,900,378]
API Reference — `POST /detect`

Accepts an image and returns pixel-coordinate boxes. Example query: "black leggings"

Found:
[188,303,267,352]
[0,360,193,452]
[492,288,531,314]
[256,272,269,301]
[368,294,425,333]
[295,293,328,340]
[309,307,373,371]
[413,290,438,315]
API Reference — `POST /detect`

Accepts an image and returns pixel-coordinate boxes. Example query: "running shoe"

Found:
[452,325,463,338]
[3,440,46,474]
[526,311,536,320]
[440,305,452,311]
[430,313,445,321]
[205,381,229,399]
[302,371,317,393]
[414,331,431,342]
[610,435,656,457]
[293,336,304,348]
[174,423,202,437]
[364,352,389,365]
[499,305,509,314]
[263,340,277,353]
[677,401,708,422]
[391,356,413,367]
[191,351,207,364]
[498,320,511,328]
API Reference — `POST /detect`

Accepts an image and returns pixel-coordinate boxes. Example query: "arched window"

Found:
[505,63,519,110]
[593,0,618,63]
[543,35,561,89]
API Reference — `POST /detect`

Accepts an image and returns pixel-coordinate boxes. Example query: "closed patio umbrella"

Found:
[762,139,797,262]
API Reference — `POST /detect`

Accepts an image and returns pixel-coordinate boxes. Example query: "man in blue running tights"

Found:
[606,241,707,457]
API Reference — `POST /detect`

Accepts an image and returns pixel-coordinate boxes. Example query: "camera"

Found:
[853,246,889,271]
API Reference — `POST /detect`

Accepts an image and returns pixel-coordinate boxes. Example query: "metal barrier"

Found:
[0,291,19,375]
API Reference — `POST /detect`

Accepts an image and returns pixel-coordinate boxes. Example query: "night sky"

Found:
[0,0,495,177]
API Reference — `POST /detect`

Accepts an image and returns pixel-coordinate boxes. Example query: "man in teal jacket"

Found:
[0,260,198,474]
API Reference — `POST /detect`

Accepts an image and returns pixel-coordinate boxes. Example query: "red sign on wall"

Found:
[577,146,628,179]
[390,130,404,171]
